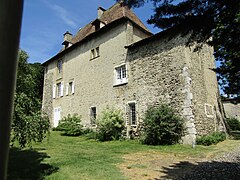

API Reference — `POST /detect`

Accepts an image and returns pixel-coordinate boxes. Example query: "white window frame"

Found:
[69,81,75,94]
[66,83,69,95]
[90,47,100,60]
[66,81,75,95]
[114,64,128,86]
[56,82,64,97]
[53,84,56,99]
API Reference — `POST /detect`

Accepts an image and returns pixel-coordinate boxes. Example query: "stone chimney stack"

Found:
[62,31,72,49]
[97,7,105,19]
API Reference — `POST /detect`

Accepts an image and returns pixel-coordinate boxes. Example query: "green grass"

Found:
[8,131,240,180]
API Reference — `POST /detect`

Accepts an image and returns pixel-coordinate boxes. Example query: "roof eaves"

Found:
[43,17,129,66]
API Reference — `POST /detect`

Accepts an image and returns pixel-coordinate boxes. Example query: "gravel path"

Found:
[178,146,240,180]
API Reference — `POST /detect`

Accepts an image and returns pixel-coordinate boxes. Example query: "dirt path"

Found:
[118,151,204,180]
[118,140,240,180]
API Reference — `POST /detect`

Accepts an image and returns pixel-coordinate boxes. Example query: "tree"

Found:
[118,0,240,97]
[11,50,50,148]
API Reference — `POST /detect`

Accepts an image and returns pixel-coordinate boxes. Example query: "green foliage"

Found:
[11,112,50,148]
[140,104,184,145]
[96,107,125,141]
[119,0,240,97]
[82,128,98,139]
[226,117,240,131]
[196,132,226,146]
[55,114,83,136]
[11,50,49,148]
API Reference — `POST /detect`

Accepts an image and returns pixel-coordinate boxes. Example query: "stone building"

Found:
[42,2,225,144]
[222,98,240,119]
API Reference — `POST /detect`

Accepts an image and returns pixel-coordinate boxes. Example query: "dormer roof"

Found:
[71,2,151,44]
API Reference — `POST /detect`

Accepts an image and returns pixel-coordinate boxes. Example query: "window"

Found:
[57,83,61,97]
[205,103,214,118]
[90,47,100,60]
[57,60,63,73]
[96,47,99,57]
[90,107,97,125]
[128,103,136,125]
[90,49,95,59]
[114,64,127,85]
[66,81,75,96]
[69,81,74,94]
[56,82,63,97]
[95,23,100,31]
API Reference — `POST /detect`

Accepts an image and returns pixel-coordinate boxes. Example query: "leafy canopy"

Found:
[11,50,50,148]
[118,0,240,97]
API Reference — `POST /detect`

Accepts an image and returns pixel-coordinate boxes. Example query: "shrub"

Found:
[96,107,125,141]
[140,104,185,145]
[225,117,240,131]
[55,114,83,136]
[196,132,226,146]
[82,128,97,139]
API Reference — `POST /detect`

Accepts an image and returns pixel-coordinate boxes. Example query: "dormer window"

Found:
[62,31,72,49]
[90,47,100,60]
[92,19,105,32]
[95,22,100,31]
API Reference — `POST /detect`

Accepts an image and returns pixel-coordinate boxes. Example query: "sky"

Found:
[20,0,160,64]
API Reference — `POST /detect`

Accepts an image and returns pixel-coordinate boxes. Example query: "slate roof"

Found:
[70,2,151,44]
[43,2,152,65]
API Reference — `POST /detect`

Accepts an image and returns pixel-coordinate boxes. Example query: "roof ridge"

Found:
[66,2,151,45]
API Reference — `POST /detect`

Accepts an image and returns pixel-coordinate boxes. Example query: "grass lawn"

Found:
[8,131,240,180]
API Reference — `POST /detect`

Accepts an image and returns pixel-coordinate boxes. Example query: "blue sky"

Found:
[20,0,160,63]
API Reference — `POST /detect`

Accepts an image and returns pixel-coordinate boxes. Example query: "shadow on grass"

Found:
[158,160,240,180]
[230,131,240,140]
[8,147,59,180]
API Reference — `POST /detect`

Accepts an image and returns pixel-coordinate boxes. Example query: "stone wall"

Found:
[42,20,224,143]
[125,33,197,143]
[186,43,224,135]
[125,30,224,143]
[223,100,240,119]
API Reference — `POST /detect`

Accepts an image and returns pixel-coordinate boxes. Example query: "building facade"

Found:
[42,2,225,144]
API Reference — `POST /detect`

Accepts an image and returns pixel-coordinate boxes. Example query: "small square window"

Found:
[90,47,100,60]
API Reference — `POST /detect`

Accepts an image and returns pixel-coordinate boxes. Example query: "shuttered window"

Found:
[53,84,56,99]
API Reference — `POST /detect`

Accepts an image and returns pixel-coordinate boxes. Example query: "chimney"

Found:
[97,7,105,19]
[62,31,72,49]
